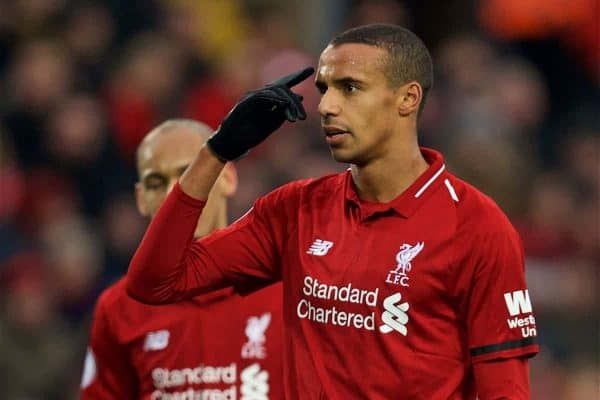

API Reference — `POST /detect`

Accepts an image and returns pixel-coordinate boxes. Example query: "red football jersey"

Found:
[80,278,284,399]
[128,148,538,399]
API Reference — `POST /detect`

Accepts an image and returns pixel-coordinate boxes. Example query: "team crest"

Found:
[385,242,424,287]
[241,313,271,359]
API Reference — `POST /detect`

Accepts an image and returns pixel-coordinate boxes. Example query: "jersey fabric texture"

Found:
[128,147,538,399]
[81,278,283,399]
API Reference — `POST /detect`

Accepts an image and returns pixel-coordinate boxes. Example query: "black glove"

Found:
[207,67,314,161]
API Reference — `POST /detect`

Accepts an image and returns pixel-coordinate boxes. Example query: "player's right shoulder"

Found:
[94,277,131,313]
[262,173,345,203]
[263,177,314,200]
[247,173,345,225]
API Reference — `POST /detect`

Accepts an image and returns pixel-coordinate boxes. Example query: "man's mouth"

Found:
[322,126,350,145]
[323,126,350,137]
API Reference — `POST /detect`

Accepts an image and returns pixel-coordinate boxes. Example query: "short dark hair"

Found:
[330,24,434,113]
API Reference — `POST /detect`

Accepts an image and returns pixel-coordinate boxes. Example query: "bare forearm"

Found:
[179,144,226,200]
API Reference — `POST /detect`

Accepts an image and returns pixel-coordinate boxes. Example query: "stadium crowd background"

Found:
[0,0,597,398]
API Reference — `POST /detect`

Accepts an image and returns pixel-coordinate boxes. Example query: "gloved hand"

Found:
[207,67,314,161]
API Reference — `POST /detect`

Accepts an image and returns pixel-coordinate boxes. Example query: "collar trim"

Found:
[415,164,445,198]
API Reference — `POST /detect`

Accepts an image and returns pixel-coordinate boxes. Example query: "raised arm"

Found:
[176,66,315,199]
[126,174,228,304]
[126,68,313,304]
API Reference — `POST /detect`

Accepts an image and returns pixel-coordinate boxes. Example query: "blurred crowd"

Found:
[0,0,597,398]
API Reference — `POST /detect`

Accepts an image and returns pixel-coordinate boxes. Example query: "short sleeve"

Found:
[80,296,138,399]
[455,226,539,364]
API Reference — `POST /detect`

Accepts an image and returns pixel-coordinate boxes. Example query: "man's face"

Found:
[136,128,203,217]
[315,43,400,165]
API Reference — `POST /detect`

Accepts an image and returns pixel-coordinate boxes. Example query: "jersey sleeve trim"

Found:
[470,337,538,358]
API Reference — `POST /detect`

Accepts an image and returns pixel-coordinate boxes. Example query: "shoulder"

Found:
[302,172,347,198]
[448,174,518,239]
[88,279,128,339]
[443,175,525,284]
[262,173,344,202]
[94,278,133,316]
[256,173,346,216]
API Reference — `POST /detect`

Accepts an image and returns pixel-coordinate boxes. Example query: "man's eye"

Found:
[344,83,358,93]
[145,177,167,190]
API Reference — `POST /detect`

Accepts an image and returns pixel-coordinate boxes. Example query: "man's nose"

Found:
[318,91,341,118]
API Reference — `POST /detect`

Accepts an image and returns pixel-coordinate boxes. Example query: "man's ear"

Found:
[397,81,422,117]
[218,163,238,198]
[134,183,150,217]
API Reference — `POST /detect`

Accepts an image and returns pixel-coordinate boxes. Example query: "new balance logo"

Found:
[306,239,334,256]
[144,330,170,351]
[379,293,410,336]
[504,290,532,316]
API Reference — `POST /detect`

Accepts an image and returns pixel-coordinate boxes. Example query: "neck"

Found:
[351,141,428,203]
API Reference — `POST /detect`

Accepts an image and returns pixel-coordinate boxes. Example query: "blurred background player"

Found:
[80,119,283,399]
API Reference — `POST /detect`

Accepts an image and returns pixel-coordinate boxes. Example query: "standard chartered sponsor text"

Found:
[152,387,235,400]
[153,363,236,388]
[152,363,268,400]
[297,276,378,330]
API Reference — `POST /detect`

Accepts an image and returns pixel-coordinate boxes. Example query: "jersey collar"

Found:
[344,147,447,220]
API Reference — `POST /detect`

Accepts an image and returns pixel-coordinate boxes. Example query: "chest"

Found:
[285,203,456,307]
[115,295,282,396]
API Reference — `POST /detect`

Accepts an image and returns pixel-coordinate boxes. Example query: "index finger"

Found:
[270,67,315,88]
